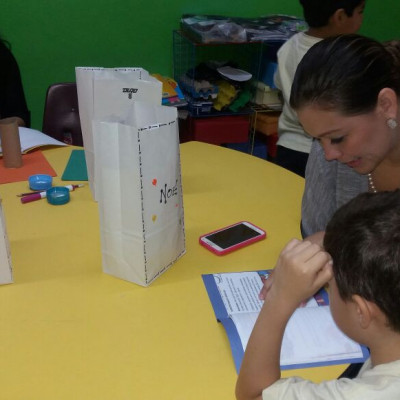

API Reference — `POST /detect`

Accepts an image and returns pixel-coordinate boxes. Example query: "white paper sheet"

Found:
[0,127,66,155]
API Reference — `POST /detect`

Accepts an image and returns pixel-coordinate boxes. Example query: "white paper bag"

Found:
[94,102,185,286]
[0,199,13,284]
[75,67,162,199]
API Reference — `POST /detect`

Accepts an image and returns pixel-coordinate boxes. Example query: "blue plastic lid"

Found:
[46,186,70,205]
[29,174,52,191]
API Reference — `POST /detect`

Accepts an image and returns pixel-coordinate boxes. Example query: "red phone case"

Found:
[199,221,266,255]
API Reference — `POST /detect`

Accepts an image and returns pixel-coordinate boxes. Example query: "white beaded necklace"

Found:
[368,173,377,193]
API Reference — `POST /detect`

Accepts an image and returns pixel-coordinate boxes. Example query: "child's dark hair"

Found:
[290,34,400,115]
[324,190,400,333]
[300,0,364,28]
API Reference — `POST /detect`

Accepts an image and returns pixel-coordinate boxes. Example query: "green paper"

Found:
[61,150,88,181]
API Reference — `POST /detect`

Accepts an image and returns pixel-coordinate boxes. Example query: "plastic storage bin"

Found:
[187,115,250,145]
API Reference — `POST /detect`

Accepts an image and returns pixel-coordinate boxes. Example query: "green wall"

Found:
[0,0,398,129]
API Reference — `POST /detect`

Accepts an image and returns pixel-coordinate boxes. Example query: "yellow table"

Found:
[0,142,344,399]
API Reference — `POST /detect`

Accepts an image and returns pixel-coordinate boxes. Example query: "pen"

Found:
[20,184,84,204]
[17,190,42,197]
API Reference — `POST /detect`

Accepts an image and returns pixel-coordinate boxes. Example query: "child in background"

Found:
[236,190,400,400]
[274,0,365,176]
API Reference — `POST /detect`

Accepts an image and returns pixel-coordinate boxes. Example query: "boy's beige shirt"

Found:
[262,358,400,399]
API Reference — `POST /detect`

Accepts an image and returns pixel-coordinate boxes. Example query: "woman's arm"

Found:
[303,231,325,246]
[301,140,338,238]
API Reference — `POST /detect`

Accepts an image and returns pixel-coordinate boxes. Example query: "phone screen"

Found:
[205,223,262,249]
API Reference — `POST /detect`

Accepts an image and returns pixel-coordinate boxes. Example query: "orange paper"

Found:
[0,150,57,184]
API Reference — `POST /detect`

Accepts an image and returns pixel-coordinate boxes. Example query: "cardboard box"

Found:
[0,199,13,284]
[253,111,280,136]
[253,82,281,107]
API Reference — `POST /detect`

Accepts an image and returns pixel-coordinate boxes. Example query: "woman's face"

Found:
[297,104,397,175]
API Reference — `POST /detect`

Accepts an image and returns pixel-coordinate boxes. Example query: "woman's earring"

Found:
[387,118,398,130]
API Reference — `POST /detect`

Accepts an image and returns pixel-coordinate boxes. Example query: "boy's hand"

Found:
[237,239,333,400]
[261,239,333,307]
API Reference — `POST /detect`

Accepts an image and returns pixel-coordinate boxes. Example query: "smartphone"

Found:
[199,221,266,256]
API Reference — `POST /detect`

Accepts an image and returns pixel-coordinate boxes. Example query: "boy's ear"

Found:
[377,88,398,119]
[352,295,373,329]
[330,8,347,28]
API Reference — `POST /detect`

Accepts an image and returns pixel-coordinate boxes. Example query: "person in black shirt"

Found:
[0,39,30,127]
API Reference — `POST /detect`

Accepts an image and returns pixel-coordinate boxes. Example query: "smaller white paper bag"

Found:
[75,67,162,199]
[0,199,13,284]
[94,102,185,286]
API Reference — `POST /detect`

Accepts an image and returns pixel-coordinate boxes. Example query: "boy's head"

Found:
[324,190,400,333]
[300,0,365,32]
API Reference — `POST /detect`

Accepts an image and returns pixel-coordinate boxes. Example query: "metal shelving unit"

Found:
[173,30,264,118]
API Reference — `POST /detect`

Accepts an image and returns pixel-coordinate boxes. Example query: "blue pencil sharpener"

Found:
[28,174,52,191]
[46,186,70,205]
